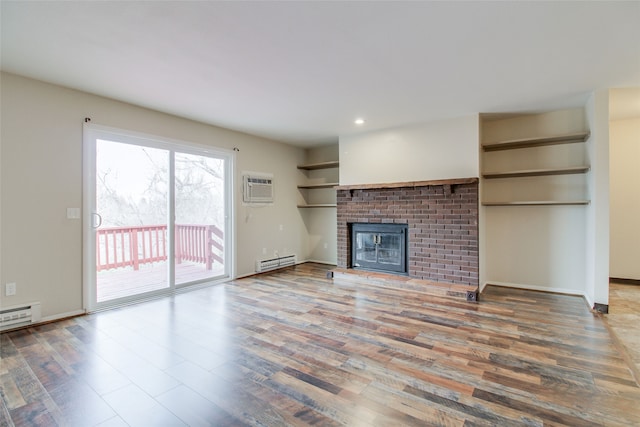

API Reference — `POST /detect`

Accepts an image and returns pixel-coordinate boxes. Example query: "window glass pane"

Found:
[96,140,169,302]
[174,152,226,285]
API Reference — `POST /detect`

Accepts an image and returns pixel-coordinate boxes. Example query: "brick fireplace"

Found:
[336,178,479,287]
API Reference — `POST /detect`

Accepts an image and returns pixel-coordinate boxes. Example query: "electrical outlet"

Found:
[262,248,267,255]
[6,282,16,296]
[66,207,81,219]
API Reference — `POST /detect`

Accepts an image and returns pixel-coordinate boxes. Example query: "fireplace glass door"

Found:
[351,223,408,274]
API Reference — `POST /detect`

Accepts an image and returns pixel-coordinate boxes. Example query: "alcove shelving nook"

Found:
[481,131,590,206]
[297,160,339,208]
[480,109,592,296]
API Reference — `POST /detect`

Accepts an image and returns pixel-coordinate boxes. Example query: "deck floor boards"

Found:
[1,263,638,426]
[97,262,225,302]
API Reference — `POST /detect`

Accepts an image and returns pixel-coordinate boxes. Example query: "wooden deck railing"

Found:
[96,224,223,272]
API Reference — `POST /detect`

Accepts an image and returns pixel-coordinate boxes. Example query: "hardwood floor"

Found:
[1,263,639,426]
[606,281,640,382]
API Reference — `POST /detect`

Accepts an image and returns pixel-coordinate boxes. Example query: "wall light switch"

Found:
[6,282,16,296]
[67,208,81,219]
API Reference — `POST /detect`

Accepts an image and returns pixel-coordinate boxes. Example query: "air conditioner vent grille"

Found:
[243,174,274,203]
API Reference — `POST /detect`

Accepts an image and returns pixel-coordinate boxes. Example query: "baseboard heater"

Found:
[0,302,42,331]
[256,255,296,273]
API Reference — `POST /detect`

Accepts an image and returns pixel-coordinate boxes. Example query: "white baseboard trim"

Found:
[303,259,337,266]
[584,293,595,309]
[482,280,584,297]
[235,260,336,280]
[40,309,86,323]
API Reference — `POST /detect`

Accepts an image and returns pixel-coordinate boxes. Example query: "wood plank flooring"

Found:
[1,263,639,426]
[606,281,640,382]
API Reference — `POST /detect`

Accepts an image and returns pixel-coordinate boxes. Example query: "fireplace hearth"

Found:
[351,223,408,274]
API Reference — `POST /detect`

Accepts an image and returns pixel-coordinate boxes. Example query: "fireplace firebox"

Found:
[351,223,408,274]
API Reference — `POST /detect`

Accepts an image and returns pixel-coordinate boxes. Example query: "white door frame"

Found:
[82,123,235,312]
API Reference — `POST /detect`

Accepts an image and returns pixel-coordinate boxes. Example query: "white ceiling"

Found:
[2,1,639,147]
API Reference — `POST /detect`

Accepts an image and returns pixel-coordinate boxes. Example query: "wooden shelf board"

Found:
[297,161,339,170]
[297,204,337,208]
[482,132,590,152]
[482,200,590,206]
[297,183,339,189]
[482,166,590,179]
[335,177,478,191]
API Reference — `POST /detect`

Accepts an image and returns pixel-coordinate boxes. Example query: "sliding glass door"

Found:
[83,124,233,311]
[174,152,226,285]
[95,140,170,302]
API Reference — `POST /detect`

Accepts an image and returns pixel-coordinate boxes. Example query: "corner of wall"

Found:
[584,89,611,306]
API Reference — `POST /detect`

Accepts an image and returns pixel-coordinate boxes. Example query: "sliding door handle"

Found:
[93,213,103,229]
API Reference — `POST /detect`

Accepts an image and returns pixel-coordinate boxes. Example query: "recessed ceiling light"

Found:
[354,118,365,125]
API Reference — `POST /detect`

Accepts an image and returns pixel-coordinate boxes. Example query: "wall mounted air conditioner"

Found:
[243,173,274,203]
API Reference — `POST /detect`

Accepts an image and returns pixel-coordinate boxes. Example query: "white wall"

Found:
[0,72,307,319]
[339,115,479,185]
[610,117,640,280]
[481,109,588,295]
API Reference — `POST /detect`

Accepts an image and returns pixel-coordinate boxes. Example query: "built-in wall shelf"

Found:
[297,157,339,210]
[482,166,590,179]
[481,130,590,206]
[297,183,339,189]
[482,132,590,152]
[297,204,337,208]
[297,161,339,170]
[482,200,590,206]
